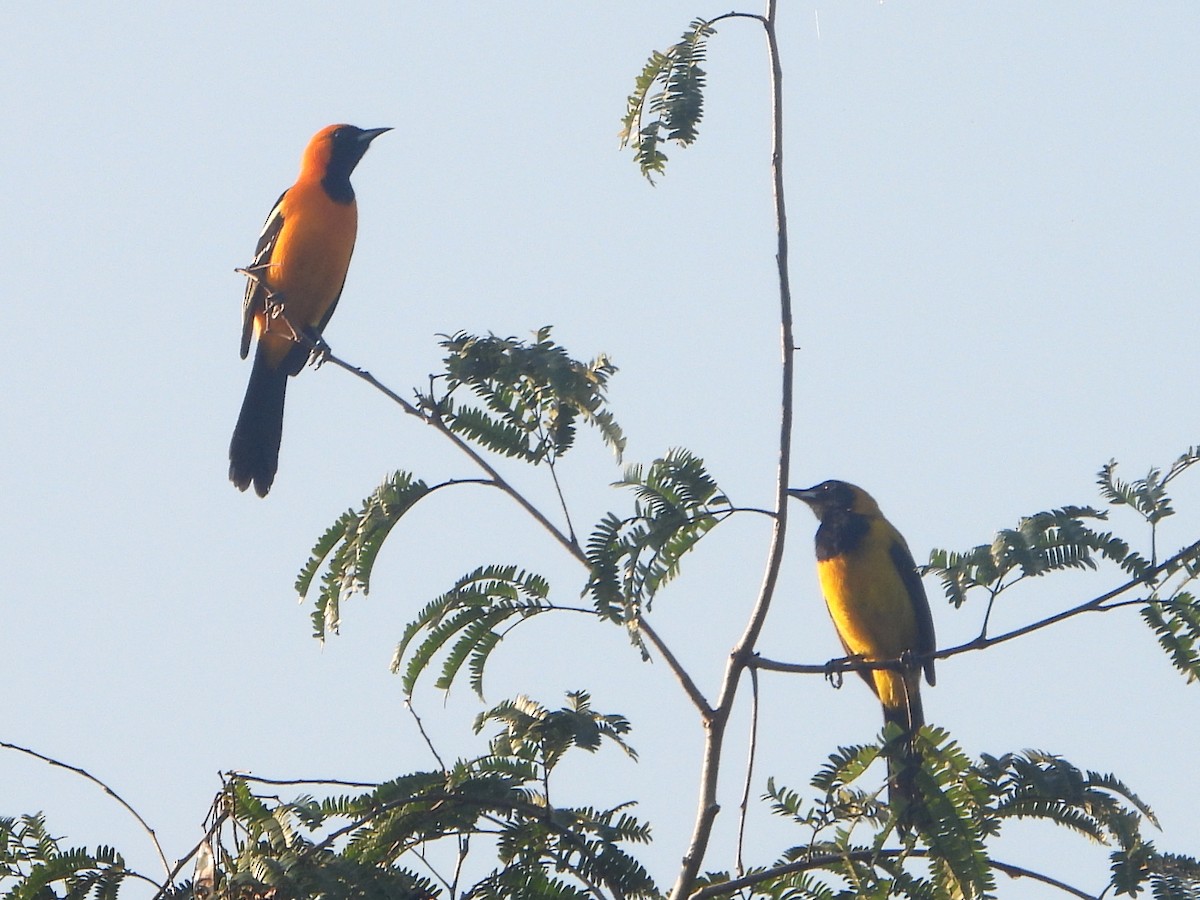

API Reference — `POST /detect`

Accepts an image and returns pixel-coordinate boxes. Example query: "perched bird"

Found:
[789,479,936,819]
[229,123,391,497]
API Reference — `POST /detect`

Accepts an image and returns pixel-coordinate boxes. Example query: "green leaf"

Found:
[432,328,624,464]
[620,18,718,182]
[1142,594,1200,683]
[584,449,730,644]
[926,505,1128,607]
[1098,448,1200,525]
[0,814,132,900]
[911,728,995,899]
[296,471,430,640]
[475,691,637,774]
[392,564,552,697]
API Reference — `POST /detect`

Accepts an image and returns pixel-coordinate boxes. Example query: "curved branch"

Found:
[641,619,714,717]
[670,4,793,896]
[232,283,586,563]
[323,350,585,561]
[0,740,170,879]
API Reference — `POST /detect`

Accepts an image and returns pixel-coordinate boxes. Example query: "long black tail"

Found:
[883,675,925,831]
[229,346,288,497]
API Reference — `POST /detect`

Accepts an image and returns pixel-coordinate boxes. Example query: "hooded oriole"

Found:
[229,123,391,497]
[789,480,936,818]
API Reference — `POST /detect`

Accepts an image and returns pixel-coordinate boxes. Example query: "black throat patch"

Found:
[814,510,870,561]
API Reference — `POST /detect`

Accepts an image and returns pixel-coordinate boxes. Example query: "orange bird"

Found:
[229,124,390,497]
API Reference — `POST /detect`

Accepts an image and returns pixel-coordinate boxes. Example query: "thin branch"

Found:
[980,583,1003,639]
[670,4,792,896]
[235,277,585,562]
[728,504,780,518]
[706,11,766,27]
[686,849,1098,900]
[988,857,1100,900]
[0,740,170,878]
[147,811,229,900]
[640,619,713,717]
[326,349,585,561]
[753,651,929,678]
[233,771,379,789]
[451,833,470,899]
[412,845,456,898]
[406,698,448,771]
[547,455,580,546]
[734,665,760,879]
[754,539,1200,676]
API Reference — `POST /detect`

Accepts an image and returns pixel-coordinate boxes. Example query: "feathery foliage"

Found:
[474,691,637,775]
[391,564,553,698]
[0,814,130,900]
[1098,447,1200,528]
[927,455,1200,684]
[1142,594,1200,683]
[620,18,716,182]
[9,6,1200,898]
[701,728,1199,900]
[928,454,1200,608]
[182,691,653,900]
[296,471,431,639]
[431,328,624,464]
[925,504,1127,609]
[585,449,731,646]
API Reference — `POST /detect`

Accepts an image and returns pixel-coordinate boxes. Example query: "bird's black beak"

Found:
[787,486,825,519]
[787,486,819,504]
[358,127,393,144]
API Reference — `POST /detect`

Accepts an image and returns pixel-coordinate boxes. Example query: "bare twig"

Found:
[547,455,579,546]
[147,813,229,900]
[0,740,170,878]
[640,619,714,717]
[670,4,793,896]
[406,698,448,771]
[232,772,378,789]
[734,665,760,878]
[686,849,1098,900]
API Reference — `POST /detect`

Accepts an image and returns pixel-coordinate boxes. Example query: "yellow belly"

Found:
[816,536,919,712]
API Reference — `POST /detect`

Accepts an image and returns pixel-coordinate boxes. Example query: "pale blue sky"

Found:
[2,3,1198,897]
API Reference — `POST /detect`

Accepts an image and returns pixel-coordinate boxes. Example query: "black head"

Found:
[788,480,879,521]
[316,125,391,201]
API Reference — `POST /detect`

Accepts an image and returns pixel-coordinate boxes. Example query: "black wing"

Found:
[239,190,287,359]
[889,538,937,686]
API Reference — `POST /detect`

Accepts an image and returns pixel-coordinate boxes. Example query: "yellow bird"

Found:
[789,480,936,817]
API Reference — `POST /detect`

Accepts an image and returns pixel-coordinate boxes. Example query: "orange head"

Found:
[297,124,392,194]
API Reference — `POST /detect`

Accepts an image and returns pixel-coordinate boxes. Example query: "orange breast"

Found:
[254,181,358,367]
